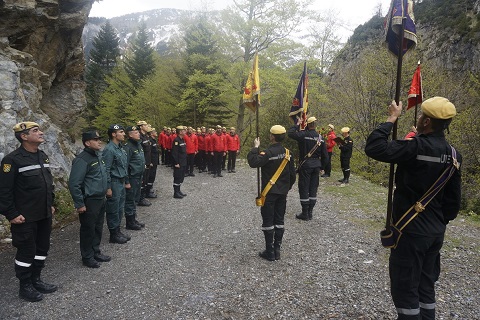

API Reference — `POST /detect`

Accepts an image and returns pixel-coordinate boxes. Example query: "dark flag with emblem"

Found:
[407,62,422,110]
[289,61,308,130]
[385,0,417,57]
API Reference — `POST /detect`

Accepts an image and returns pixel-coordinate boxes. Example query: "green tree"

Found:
[220,0,310,138]
[175,17,236,127]
[85,20,120,123]
[124,22,156,89]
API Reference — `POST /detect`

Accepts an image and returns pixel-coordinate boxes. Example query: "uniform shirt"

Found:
[0,146,54,222]
[103,140,128,188]
[365,122,462,236]
[158,132,167,149]
[171,136,187,167]
[211,133,227,152]
[226,134,240,152]
[68,147,108,209]
[140,132,152,165]
[124,138,146,178]
[288,126,328,169]
[205,134,212,152]
[247,143,296,195]
[339,135,353,159]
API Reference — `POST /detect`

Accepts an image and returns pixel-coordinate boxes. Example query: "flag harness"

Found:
[381,146,460,248]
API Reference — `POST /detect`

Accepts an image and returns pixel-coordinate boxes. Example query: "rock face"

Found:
[0,0,94,172]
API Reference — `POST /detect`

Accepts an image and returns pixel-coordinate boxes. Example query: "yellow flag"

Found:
[243,53,260,112]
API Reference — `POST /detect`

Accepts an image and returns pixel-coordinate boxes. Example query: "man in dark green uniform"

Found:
[103,124,130,244]
[137,120,152,206]
[123,126,146,230]
[338,127,353,183]
[248,125,296,261]
[68,131,110,268]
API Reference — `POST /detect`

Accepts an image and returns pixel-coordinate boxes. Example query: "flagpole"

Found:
[385,16,406,230]
[414,61,420,126]
[255,96,261,198]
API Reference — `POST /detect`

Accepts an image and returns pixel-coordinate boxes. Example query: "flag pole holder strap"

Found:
[381,146,459,249]
[256,149,290,207]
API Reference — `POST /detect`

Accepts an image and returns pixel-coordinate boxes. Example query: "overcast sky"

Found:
[89,0,384,39]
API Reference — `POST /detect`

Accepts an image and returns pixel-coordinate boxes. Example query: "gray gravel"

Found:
[0,160,478,319]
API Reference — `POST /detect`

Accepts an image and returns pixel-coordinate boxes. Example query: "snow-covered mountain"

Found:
[83,8,206,59]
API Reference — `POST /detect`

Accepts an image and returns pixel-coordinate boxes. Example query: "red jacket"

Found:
[210,133,227,152]
[167,134,176,150]
[158,132,167,148]
[197,134,206,151]
[205,134,212,152]
[226,133,240,151]
[184,133,198,154]
[326,131,337,153]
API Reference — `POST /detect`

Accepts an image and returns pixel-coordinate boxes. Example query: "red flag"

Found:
[407,63,422,110]
[288,61,308,130]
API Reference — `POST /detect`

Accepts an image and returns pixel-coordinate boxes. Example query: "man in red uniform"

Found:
[184,126,198,176]
[226,127,240,173]
[158,126,168,165]
[322,124,336,178]
[206,128,214,174]
[210,125,227,177]
[196,126,207,173]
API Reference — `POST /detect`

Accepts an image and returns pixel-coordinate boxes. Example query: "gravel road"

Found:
[0,161,478,319]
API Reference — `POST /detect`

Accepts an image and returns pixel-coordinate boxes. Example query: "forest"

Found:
[84,0,480,215]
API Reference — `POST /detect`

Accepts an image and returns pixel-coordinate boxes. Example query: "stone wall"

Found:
[0,0,94,238]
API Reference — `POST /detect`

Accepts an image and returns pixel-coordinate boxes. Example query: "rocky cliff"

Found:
[0,0,94,176]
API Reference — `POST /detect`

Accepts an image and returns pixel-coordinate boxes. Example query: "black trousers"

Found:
[213,152,223,175]
[197,150,207,171]
[390,233,443,320]
[227,151,237,171]
[161,147,165,164]
[173,166,186,186]
[11,217,52,282]
[260,193,287,229]
[187,154,195,174]
[325,152,333,175]
[79,197,106,260]
[298,167,320,206]
[147,163,158,191]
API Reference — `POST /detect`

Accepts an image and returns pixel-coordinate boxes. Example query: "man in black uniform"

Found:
[365,97,462,320]
[288,116,328,220]
[0,122,57,302]
[338,127,353,183]
[137,120,152,206]
[171,125,187,199]
[68,131,111,268]
[146,127,159,198]
[248,125,296,261]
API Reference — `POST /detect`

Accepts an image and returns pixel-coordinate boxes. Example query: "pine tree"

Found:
[85,20,120,123]
[124,22,156,89]
[175,17,235,127]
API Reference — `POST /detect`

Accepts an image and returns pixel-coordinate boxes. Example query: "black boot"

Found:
[146,190,157,198]
[118,227,131,241]
[134,217,145,228]
[31,275,57,294]
[137,198,151,206]
[19,281,43,302]
[308,203,315,220]
[109,228,127,244]
[178,187,187,197]
[344,170,350,183]
[126,215,142,231]
[259,230,275,261]
[296,204,309,220]
[274,228,284,260]
[173,186,184,199]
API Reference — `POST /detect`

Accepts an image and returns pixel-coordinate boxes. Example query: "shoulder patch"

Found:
[260,152,266,155]
[175,141,179,145]
[3,163,12,173]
